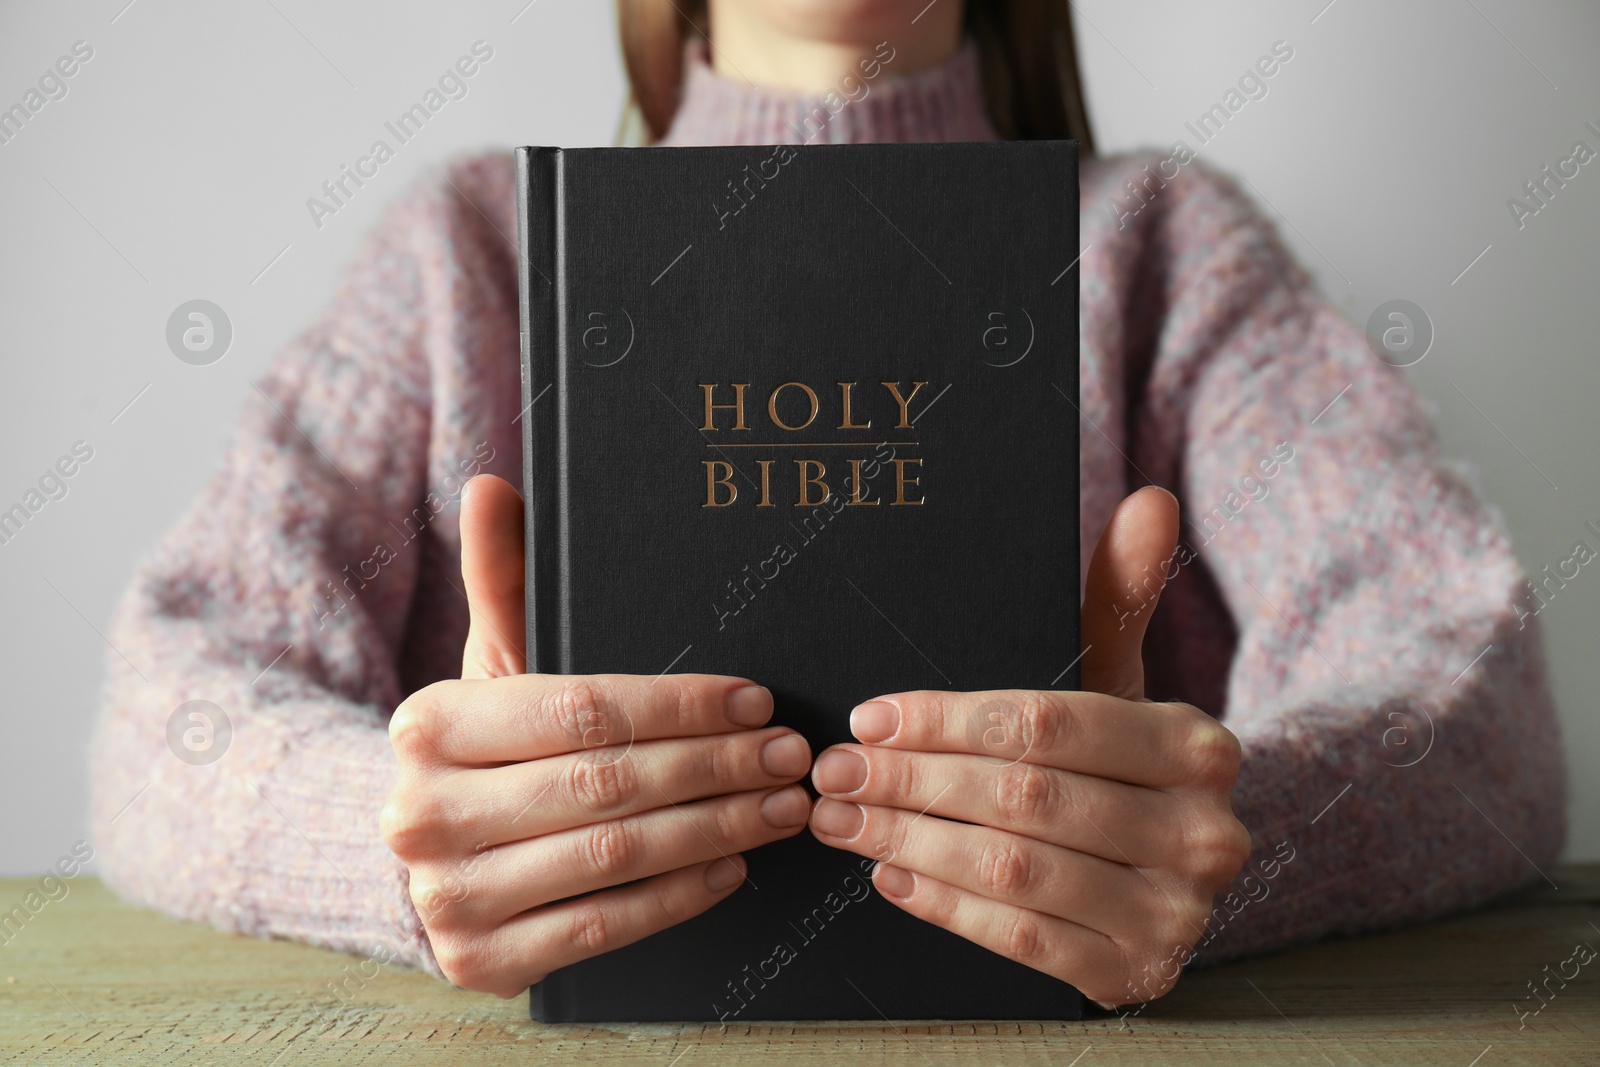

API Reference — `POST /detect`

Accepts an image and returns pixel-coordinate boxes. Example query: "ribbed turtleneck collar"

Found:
[656,34,1001,147]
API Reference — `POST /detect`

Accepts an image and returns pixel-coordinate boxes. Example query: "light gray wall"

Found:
[0,0,1593,876]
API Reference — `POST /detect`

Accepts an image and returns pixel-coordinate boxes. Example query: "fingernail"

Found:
[725,684,773,727]
[760,785,810,828]
[810,797,864,839]
[850,700,899,743]
[874,863,915,900]
[760,733,811,777]
[704,856,746,892]
[812,749,867,794]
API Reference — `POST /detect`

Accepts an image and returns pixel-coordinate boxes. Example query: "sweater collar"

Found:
[656,34,1001,147]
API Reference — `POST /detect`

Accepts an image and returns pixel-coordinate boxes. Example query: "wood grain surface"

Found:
[1,869,1596,1065]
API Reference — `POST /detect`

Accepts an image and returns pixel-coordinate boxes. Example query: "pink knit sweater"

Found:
[89,36,1566,987]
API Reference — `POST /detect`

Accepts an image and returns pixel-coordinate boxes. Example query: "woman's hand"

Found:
[380,475,813,998]
[806,486,1250,1008]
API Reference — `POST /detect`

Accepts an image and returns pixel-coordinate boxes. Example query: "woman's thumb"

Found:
[1079,485,1181,701]
[458,474,527,680]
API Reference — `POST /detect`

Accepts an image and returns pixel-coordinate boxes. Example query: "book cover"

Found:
[515,139,1081,1022]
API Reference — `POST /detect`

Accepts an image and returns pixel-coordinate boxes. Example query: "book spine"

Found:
[516,146,569,1025]
[1065,142,1083,695]
[527,979,574,1023]
[517,147,570,678]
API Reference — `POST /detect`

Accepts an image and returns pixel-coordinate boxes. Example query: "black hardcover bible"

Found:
[515,139,1081,1022]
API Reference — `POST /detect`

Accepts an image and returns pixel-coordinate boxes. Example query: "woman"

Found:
[90,0,1566,1009]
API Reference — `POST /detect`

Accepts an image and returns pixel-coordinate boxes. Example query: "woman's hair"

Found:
[615,0,1096,153]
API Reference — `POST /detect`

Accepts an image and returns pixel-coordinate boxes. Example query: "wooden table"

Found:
[2,870,1596,1065]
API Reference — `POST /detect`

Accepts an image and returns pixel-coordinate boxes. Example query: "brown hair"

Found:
[615,0,1095,153]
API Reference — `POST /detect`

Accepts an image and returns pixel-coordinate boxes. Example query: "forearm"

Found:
[88,569,442,973]
[1194,610,1565,966]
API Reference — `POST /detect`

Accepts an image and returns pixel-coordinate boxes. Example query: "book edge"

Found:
[516,144,571,1024]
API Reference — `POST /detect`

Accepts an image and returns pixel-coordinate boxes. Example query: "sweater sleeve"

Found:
[1107,154,1569,966]
[86,153,516,975]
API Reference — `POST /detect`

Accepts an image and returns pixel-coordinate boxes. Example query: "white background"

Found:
[0,0,1595,875]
